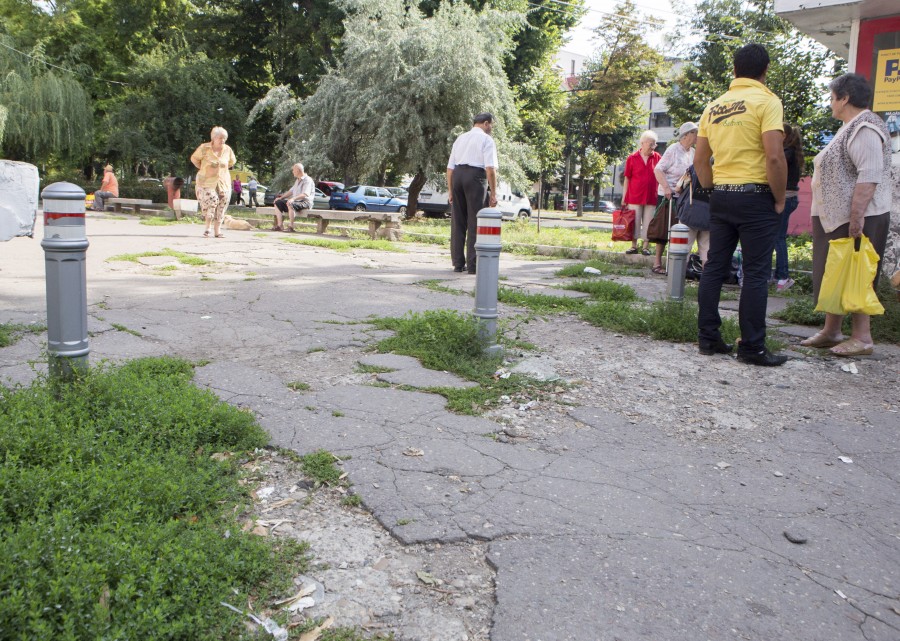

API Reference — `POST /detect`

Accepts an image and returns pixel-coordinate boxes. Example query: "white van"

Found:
[418,182,531,220]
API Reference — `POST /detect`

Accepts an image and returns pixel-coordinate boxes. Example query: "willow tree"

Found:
[0,40,93,164]
[258,0,533,215]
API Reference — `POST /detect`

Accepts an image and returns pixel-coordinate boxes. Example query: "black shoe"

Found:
[698,339,733,356]
[467,268,476,275]
[453,266,465,273]
[736,348,788,367]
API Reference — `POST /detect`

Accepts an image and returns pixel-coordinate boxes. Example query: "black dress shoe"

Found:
[467,268,476,274]
[736,348,788,367]
[698,339,733,355]
[453,266,465,273]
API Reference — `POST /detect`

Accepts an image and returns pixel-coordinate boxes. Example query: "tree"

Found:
[665,0,840,161]
[0,38,93,164]
[561,0,666,215]
[103,44,245,175]
[263,0,533,215]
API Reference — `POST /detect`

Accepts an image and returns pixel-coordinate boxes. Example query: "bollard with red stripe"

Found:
[41,182,90,379]
[666,222,691,301]
[473,207,503,355]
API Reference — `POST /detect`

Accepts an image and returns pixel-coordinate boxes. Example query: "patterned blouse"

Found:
[190,142,236,191]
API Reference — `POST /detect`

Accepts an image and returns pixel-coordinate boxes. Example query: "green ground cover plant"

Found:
[369,310,552,414]
[555,260,643,277]
[300,450,345,487]
[139,216,196,226]
[0,357,308,640]
[282,237,403,252]
[0,322,46,347]
[106,248,212,266]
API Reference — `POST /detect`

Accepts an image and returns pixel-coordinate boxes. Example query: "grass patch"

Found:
[106,248,213,266]
[307,346,326,353]
[139,216,193,226]
[111,323,142,337]
[156,264,178,272]
[771,297,825,326]
[0,322,46,348]
[282,237,404,252]
[560,279,639,301]
[287,381,310,391]
[0,357,308,640]
[340,494,362,508]
[498,287,584,314]
[395,518,413,526]
[356,364,395,374]
[332,410,344,417]
[369,310,553,414]
[556,260,643,278]
[253,233,267,238]
[418,279,469,296]
[300,450,344,487]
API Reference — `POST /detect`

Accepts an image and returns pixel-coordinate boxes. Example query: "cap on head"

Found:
[473,112,494,125]
[678,122,698,138]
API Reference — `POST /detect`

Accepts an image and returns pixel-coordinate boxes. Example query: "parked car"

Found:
[386,187,409,200]
[261,187,329,209]
[419,181,530,220]
[582,200,617,213]
[316,181,344,196]
[330,185,407,215]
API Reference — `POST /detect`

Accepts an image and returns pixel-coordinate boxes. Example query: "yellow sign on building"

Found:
[873,47,900,111]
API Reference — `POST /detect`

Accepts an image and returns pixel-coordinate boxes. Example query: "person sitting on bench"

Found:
[273,163,314,232]
[92,165,119,211]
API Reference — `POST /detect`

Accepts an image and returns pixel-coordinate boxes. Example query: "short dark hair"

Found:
[473,112,494,124]
[733,44,769,79]
[829,73,873,109]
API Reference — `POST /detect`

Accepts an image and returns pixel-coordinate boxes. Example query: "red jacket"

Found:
[623,150,660,205]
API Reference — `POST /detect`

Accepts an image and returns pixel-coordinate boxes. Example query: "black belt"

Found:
[713,183,771,193]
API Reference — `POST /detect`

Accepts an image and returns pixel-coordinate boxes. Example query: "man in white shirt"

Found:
[446,112,499,273]
[273,163,315,232]
[247,177,260,207]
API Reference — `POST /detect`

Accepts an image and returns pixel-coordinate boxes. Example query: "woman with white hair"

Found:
[622,130,661,257]
[190,126,236,238]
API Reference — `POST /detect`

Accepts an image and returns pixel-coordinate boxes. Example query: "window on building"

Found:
[650,112,672,129]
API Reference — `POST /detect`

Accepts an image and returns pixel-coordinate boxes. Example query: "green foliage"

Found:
[561,279,639,301]
[106,248,212,266]
[579,299,743,344]
[287,381,311,391]
[498,288,584,314]
[300,450,344,486]
[0,357,307,640]
[665,0,840,158]
[282,237,404,252]
[0,322,46,347]
[0,37,93,162]
[771,297,825,326]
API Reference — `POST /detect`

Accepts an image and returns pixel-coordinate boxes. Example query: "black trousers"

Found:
[698,190,778,354]
[450,165,488,271]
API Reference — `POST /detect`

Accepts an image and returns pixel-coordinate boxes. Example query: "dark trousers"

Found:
[248,190,259,207]
[450,165,488,271]
[698,191,779,353]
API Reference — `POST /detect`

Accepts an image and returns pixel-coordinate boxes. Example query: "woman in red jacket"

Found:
[622,131,661,256]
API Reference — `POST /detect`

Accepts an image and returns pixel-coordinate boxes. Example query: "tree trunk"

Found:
[593,183,600,210]
[576,160,585,217]
[405,171,427,220]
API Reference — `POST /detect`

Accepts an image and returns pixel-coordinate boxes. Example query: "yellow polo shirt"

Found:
[698,78,783,185]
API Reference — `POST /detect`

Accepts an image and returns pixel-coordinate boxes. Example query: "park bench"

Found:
[255,207,402,240]
[106,198,166,214]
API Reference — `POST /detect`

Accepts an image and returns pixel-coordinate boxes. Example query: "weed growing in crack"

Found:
[287,381,311,391]
[111,323,143,337]
[299,450,344,486]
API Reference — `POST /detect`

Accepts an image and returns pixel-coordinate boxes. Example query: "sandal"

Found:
[829,338,874,357]
[799,331,844,349]
[203,230,210,237]
[625,247,638,255]
[271,225,283,232]
[215,233,225,238]
[285,226,295,233]
[651,265,667,275]
[641,248,652,256]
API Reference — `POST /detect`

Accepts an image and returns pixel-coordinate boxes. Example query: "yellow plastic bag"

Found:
[815,236,884,316]
[842,236,884,315]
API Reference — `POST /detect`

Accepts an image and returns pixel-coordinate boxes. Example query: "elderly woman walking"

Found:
[190,126,236,238]
[800,73,892,357]
[653,122,698,273]
[622,131,661,259]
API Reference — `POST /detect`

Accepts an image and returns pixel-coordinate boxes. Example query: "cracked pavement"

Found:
[2,216,898,640]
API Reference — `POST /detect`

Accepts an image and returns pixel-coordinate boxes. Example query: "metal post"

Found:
[41,182,90,380]
[473,207,503,356]
[666,223,691,301]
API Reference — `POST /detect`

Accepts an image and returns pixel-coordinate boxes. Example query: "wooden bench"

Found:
[107,198,165,214]
[255,208,402,240]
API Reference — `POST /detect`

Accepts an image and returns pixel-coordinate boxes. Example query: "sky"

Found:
[561,0,698,57]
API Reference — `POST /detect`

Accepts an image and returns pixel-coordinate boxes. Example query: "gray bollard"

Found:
[666,223,691,301]
[41,182,90,380]
[473,207,503,356]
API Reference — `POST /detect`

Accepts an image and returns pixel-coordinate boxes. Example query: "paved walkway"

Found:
[2,217,897,641]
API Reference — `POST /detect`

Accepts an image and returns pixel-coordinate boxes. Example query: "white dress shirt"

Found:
[289,175,315,202]
[447,127,499,170]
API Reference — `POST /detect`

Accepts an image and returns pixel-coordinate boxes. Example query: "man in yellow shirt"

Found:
[694,43,788,367]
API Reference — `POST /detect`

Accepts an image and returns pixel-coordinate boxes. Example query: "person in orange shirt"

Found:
[92,165,119,211]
